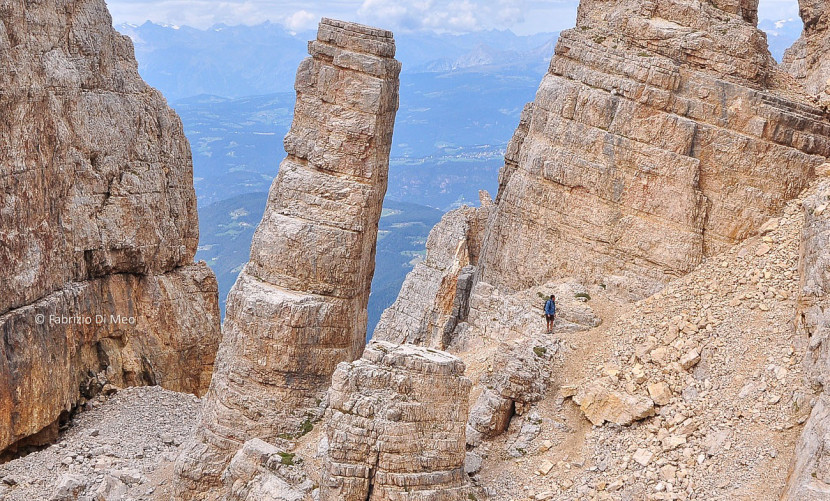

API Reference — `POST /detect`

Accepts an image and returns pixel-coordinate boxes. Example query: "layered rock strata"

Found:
[373,192,492,349]
[321,341,471,500]
[784,177,830,499]
[782,0,830,106]
[173,18,401,496]
[475,0,830,297]
[0,0,220,454]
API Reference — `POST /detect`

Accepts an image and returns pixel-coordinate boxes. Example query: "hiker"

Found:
[544,294,556,333]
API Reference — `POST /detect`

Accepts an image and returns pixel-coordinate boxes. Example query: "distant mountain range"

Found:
[117,21,557,101]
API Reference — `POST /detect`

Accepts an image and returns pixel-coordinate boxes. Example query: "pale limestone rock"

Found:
[173,19,400,498]
[632,448,654,467]
[373,194,493,349]
[647,381,672,406]
[475,0,830,299]
[0,0,220,455]
[321,341,471,500]
[222,439,314,501]
[467,338,557,445]
[573,382,655,426]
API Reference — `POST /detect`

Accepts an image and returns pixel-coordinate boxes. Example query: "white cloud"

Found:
[356,0,534,32]
[284,10,317,32]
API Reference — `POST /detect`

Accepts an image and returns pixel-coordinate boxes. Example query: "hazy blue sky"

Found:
[106,0,802,34]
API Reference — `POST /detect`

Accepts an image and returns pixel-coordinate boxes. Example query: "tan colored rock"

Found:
[475,0,830,299]
[680,348,701,370]
[466,338,556,445]
[173,19,401,497]
[0,0,220,455]
[573,382,655,426]
[321,341,472,500]
[632,448,654,467]
[647,381,672,406]
[373,194,493,349]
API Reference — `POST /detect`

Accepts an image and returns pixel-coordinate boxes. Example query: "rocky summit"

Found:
[5,0,830,500]
[171,18,402,499]
[0,0,220,457]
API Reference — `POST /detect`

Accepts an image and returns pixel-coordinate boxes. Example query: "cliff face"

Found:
[475,0,830,297]
[372,193,492,348]
[784,178,830,499]
[173,19,401,497]
[0,0,220,455]
[782,0,830,106]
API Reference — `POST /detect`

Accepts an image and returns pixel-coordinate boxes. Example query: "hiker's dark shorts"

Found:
[546,315,555,321]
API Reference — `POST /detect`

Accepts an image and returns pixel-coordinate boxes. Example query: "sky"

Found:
[106,0,802,35]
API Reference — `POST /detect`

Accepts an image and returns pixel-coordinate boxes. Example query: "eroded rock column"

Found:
[173,18,401,496]
[321,341,472,500]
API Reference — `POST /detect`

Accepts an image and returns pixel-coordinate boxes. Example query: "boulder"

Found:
[573,382,655,426]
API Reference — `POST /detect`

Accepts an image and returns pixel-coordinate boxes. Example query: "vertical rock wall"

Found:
[0,0,221,455]
[173,18,401,497]
[785,176,830,499]
[321,341,472,500]
[474,0,830,298]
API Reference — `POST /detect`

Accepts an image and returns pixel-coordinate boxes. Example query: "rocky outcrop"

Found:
[222,439,314,501]
[475,0,830,298]
[321,341,471,500]
[467,337,558,446]
[173,18,401,497]
[785,177,830,499]
[782,0,830,106]
[0,0,220,455]
[372,192,493,349]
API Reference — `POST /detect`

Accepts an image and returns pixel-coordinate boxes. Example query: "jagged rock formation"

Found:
[373,192,492,348]
[475,0,830,298]
[173,18,401,497]
[222,439,314,501]
[467,337,558,446]
[782,0,830,106]
[784,177,830,499]
[0,0,220,455]
[321,341,472,500]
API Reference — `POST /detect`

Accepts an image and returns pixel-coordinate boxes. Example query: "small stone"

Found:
[679,349,701,370]
[756,244,771,256]
[633,448,654,466]
[662,435,687,450]
[648,382,672,406]
[536,459,554,476]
